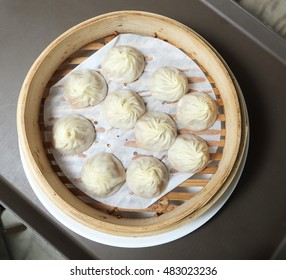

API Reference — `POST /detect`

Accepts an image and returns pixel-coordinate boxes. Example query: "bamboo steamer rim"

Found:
[17,11,241,236]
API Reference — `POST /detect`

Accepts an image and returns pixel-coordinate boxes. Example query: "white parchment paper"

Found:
[44,34,220,209]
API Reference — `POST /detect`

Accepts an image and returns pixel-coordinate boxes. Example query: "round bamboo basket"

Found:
[17,11,242,237]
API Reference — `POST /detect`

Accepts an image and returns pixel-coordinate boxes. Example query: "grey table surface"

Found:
[1,0,286,259]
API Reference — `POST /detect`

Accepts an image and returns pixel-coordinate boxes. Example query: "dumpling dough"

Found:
[52,114,95,155]
[168,134,209,173]
[176,92,217,131]
[126,157,168,198]
[134,111,177,152]
[102,89,145,129]
[150,66,188,102]
[64,69,107,108]
[101,46,145,83]
[81,152,126,198]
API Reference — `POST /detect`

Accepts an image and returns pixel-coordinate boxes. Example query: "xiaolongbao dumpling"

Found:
[101,46,145,83]
[168,134,209,173]
[81,152,126,198]
[64,69,107,108]
[134,111,177,152]
[102,89,145,129]
[176,92,217,131]
[150,66,188,102]
[52,114,95,155]
[126,157,168,198]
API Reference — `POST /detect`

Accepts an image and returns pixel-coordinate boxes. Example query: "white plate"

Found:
[20,57,249,248]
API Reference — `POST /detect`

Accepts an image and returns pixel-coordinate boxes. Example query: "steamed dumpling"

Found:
[176,92,217,131]
[52,115,95,155]
[102,89,145,129]
[64,69,107,108]
[134,111,177,152]
[126,157,168,198]
[81,152,126,198]
[101,46,145,83]
[150,66,188,102]
[168,134,209,173]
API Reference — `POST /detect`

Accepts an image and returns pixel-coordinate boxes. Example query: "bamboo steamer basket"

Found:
[17,11,242,237]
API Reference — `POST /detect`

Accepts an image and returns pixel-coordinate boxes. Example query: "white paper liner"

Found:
[44,34,221,209]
